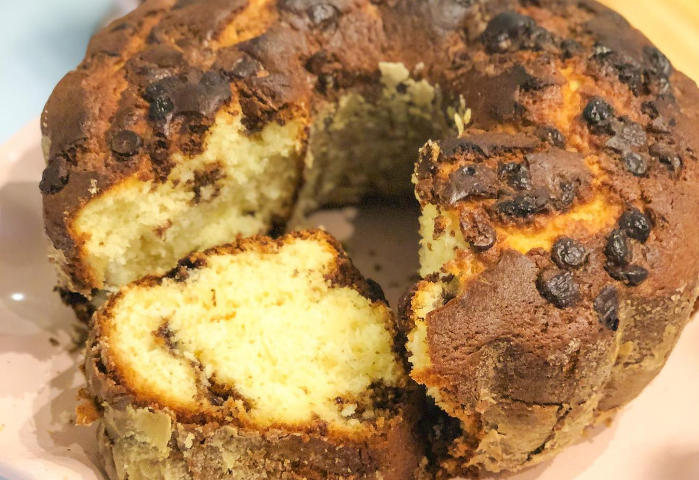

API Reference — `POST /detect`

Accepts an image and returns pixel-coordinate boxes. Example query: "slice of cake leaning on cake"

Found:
[82,230,425,480]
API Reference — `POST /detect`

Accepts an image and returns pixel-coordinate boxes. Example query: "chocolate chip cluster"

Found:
[535,236,623,332]
[582,97,684,178]
[39,157,70,194]
[419,134,593,233]
[536,237,588,309]
[481,12,553,54]
[604,208,651,286]
[536,207,651,311]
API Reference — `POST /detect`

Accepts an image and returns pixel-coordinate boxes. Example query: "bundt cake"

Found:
[82,230,424,480]
[41,0,699,476]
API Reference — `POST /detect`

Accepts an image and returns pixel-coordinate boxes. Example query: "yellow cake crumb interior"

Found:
[418,194,619,278]
[75,109,305,289]
[104,235,403,431]
[409,194,621,386]
[73,63,461,295]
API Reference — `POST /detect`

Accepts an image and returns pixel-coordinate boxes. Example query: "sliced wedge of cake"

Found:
[82,230,424,480]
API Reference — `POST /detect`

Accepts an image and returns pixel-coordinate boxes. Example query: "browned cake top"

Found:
[41,0,695,286]
[405,4,699,399]
[42,0,699,365]
[40,0,699,294]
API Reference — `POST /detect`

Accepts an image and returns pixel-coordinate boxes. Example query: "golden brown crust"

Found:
[94,401,425,480]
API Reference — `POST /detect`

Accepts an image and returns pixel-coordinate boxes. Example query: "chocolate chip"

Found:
[624,265,650,286]
[616,120,646,144]
[498,162,531,190]
[536,126,566,148]
[658,152,682,173]
[651,145,683,173]
[110,130,142,157]
[167,72,231,117]
[149,96,174,121]
[226,55,262,79]
[561,39,582,59]
[583,97,614,125]
[619,208,651,243]
[482,12,539,53]
[459,212,497,252]
[605,263,649,286]
[606,119,647,152]
[306,4,339,28]
[555,180,577,210]
[144,77,181,102]
[644,46,672,77]
[642,101,659,119]
[364,278,387,303]
[526,149,590,211]
[594,285,619,331]
[441,164,499,204]
[200,71,227,89]
[496,189,548,218]
[166,255,208,282]
[616,63,644,96]
[605,228,632,266]
[483,12,533,51]
[39,157,70,194]
[592,43,613,58]
[551,238,588,269]
[623,152,649,177]
[537,269,581,309]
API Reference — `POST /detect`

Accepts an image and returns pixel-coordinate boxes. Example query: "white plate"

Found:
[0,119,698,480]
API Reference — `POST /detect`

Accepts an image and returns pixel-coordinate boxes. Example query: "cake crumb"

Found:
[88,179,99,195]
[59,410,73,425]
[340,404,357,417]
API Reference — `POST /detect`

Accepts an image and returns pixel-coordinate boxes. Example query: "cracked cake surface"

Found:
[40,0,699,476]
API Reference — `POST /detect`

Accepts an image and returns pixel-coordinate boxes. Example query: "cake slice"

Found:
[82,230,423,480]
[402,132,628,476]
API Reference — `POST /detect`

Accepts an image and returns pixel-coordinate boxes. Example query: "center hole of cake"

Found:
[306,198,421,308]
